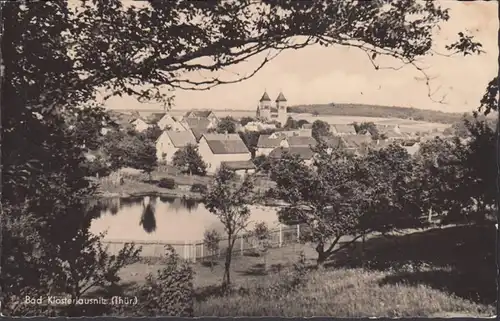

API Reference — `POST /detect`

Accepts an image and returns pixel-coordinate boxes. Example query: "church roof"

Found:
[259,91,271,102]
[275,92,287,102]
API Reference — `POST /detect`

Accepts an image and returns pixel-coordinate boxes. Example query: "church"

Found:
[256,90,288,126]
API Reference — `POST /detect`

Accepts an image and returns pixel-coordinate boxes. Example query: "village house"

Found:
[157,114,187,131]
[220,160,256,176]
[130,118,152,132]
[268,146,315,167]
[322,135,373,156]
[256,134,289,157]
[269,129,312,138]
[155,130,197,163]
[382,128,409,141]
[287,135,317,148]
[330,124,357,136]
[181,117,216,131]
[301,123,313,130]
[184,110,219,124]
[197,133,252,174]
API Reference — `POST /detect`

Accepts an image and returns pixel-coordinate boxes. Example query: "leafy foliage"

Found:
[215,116,237,134]
[353,122,379,139]
[171,144,207,176]
[203,229,222,270]
[204,165,256,286]
[311,120,331,142]
[191,183,208,194]
[284,116,300,129]
[158,178,177,190]
[240,117,255,127]
[125,246,194,317]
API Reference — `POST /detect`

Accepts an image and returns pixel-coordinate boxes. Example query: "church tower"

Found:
[275,91,287,125]
[257,90,272,120]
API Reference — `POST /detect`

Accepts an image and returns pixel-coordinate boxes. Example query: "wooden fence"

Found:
[102,224,303,262]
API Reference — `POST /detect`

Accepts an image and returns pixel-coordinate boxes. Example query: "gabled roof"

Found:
[164,130,196,148]
[183,117,212,129]
[268,146,315,160]
[203,133,241,141]
[190,127,210,142]
[221,160,256,171]
[331,124,357,134]
[259,91,271,102]
[287,136,317,147]
[185,110,214,118]
[204,136,250,154]
[383,129,407,138]
[146,113,167,124]
[341,135,372,148]
[322,136,346,149]
[275,92,287,102]
[257,135,283,148]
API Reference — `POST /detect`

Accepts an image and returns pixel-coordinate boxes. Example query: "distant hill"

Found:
[287,103,472,124]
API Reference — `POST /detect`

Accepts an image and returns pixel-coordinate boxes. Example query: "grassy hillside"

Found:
[288,103,468,124]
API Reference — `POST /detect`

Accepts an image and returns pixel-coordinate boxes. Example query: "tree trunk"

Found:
[315,243,327,268]
[222,236,233,288]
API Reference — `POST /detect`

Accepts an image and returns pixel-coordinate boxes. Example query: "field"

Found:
[110,224,495,317]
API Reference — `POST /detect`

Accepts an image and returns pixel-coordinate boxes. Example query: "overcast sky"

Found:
[103,1,498,113]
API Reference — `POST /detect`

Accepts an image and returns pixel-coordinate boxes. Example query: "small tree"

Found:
[171,144,207,176]
[284,116,299,129]
[269,143,367,267]
[240,117,255,127]
[253,222,272,270]
[311,120,331,142]
[203,229,221,271]
[133,142,157,180]
[203,165,255,287]
[215,116,237,134]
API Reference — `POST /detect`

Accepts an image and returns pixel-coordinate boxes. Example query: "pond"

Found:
[89,195,281,243]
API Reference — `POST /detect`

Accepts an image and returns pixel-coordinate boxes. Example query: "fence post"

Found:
[296,224,300,242]
[184,240,188,260]
[279,224,283,247]
[240,235,244,256]
[200,242,204,261]
[192,243,196,263]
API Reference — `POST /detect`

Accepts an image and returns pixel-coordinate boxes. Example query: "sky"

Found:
[102,1,498,113]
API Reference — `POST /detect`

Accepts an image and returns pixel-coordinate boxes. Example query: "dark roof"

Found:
[203,134,249,154]
[165,130,196,148]
[287,136,317,147]
[184,117,211,129]
[332,124,357,134]
[275,92,287,102]
[257,135,283,148]
[322,136,346,149]
[221,160,256,171]
[269,146,315,160]
[259,91,271,102]
[341,135,372,148]
[185,110,214,118]
[145,113,167,124]
[205,139,250,154]
[190,127,210,142]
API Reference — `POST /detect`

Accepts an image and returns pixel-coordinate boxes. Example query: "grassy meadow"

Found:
[111,224,495,317]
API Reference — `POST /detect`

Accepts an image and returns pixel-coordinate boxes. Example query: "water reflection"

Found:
[90,194,280,242]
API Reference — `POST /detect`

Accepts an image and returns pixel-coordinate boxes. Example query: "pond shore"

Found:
[97,179,204,201]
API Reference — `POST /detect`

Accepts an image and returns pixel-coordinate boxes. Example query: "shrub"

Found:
[158,178,176,189]
[191,183,208,194]
[115,245,194,316]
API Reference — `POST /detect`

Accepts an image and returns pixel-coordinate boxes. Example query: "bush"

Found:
[114,246,194,316]
[158,178,176,189]
[191,183,208,194]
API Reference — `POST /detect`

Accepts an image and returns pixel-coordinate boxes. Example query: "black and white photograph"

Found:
[1,0,498,318]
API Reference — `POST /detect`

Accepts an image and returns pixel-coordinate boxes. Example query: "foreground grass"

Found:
[114,224,494,317]
[195,268,493,317]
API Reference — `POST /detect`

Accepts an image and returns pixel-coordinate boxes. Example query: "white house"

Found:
[185,110,219,124]
[155,130,197,163]
[157,114,187,131]
[130,118,152,132]
[181,117,216,131]
[197,133,251,174]
[256,134,289,156]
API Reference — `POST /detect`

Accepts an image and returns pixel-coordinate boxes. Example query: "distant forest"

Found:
[287,103,474,124]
